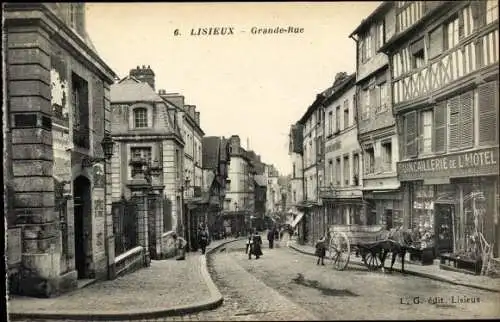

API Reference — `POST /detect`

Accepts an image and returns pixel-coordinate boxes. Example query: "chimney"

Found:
[129,65,155,90]
[194,111,200,125]
[158,89,166,95]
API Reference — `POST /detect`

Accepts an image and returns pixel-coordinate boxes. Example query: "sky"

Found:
[85,2,381,175]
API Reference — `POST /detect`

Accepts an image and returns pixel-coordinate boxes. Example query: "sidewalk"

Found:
[8,238,241,321]
[289,241,500,293]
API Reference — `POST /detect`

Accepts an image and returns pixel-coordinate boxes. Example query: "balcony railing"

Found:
[73,127,90,149]
[393,27,499,106]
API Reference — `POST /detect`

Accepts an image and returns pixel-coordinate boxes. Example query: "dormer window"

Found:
[134,108,148,128]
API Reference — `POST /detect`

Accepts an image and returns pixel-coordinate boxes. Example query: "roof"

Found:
[322,73,356,106]
[202,136,221,169]
[110,77,163,103]
[349,2,392,38]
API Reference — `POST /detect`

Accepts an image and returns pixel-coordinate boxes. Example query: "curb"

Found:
[288,244,500,294]
[9,238,245,321]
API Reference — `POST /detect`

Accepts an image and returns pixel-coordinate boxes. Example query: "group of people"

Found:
[245,226,281,260]
[171,224,210,260]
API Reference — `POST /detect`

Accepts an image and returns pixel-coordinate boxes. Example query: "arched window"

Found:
[134,108,148,128]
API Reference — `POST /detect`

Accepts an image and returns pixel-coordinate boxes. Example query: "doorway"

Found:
[434,203,454,254]
[73,176,91,279]
[384,209,393,230]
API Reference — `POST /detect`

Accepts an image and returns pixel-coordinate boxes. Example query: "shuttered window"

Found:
[448,96,461,150]
[404,111,418,158]
[460,91,474,148]
[433,101,447,153]
[478,81,499,145]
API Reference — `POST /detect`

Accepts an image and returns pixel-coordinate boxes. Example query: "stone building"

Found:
[5,3,118,297]
[223,135,256,235]
[159,91,204,250]
[287,123,305,231]
[350,2,403,229]
[201,136,231,239]
[379,1,499,260]
[295,93,325,245]
[321,73,364,231]
[110,67,185,264]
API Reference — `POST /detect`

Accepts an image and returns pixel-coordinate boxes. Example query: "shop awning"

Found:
[290,211,305,229]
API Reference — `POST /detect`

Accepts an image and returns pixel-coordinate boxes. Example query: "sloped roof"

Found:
[110,76,164,103]
[202,136,221,169]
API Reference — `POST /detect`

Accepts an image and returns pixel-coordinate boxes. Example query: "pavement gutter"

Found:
[288,244,500,294]
[9,238,244,321]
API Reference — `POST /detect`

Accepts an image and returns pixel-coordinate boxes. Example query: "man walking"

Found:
[198,226,209,255]
[267,228,275,249]
[249,229,263,260]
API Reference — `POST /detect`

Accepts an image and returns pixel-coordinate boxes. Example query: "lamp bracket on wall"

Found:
[82,157,106,168]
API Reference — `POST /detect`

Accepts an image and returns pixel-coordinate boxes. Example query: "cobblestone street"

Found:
[13,239,499,321]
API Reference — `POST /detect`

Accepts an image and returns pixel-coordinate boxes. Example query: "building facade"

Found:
[201,136,231,240]
[321,73,364,230]
[159,91,205,250]
[296,94,325,245]
[380,0,499,259]
[350,3,403,229]
[5,3,118,297]
[224,135,255,235]
[110,68,185,263]
[265,164,281,217]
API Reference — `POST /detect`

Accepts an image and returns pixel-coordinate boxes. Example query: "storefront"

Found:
[363,191,404,229]
[398,147,499,263]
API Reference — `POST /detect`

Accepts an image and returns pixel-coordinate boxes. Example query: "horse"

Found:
[378,227,415,273]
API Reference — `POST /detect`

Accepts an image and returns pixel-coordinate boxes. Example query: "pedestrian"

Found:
[198,226,209,255]
[249,229,263,260]
[315,235,326,265]
[172,232,187,261]
[267,228,275,249]
[245,231,252,254]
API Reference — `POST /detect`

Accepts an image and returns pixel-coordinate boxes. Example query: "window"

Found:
[403,111,418,158]
[419,110,433,154]
[353,153,359,185]
[486,0,498,24]
[381,141,392,172]
[293,191,296,203]
[335,105,341,131]
[343,155,350,186]
[428,26,444,59]
[175,149,181,179]
[343,99,349,129]
[72,72,89,148]
[328,111,333,136]
[335,157,341,185]
[379,82,387,112]
[477,81,499,145]
[134,108,148,128]
[444,16,459,50]
[362,89,370,119]
[364,146,375,174]
[131,147,152,178]
[448,91,475,150]
[411,38,426,69]
[328,159,333,185]
[292,163,296,178]
[361,32,373,62]
[69,4,76,29]
[376,21,385,49]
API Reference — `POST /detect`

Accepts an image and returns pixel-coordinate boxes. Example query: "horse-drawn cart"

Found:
[328,225,409,272]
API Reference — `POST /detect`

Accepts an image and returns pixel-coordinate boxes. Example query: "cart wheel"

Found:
[363,251,383,270]
[328,232,350,271]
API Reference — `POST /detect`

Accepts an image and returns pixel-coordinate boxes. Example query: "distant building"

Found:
[201,136,231,240]
[5,3,117,297]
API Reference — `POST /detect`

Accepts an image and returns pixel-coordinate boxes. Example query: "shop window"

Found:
[381,141,392,172]
[412,184,435,232]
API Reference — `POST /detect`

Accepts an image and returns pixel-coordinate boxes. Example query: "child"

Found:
[315,235,326,265]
